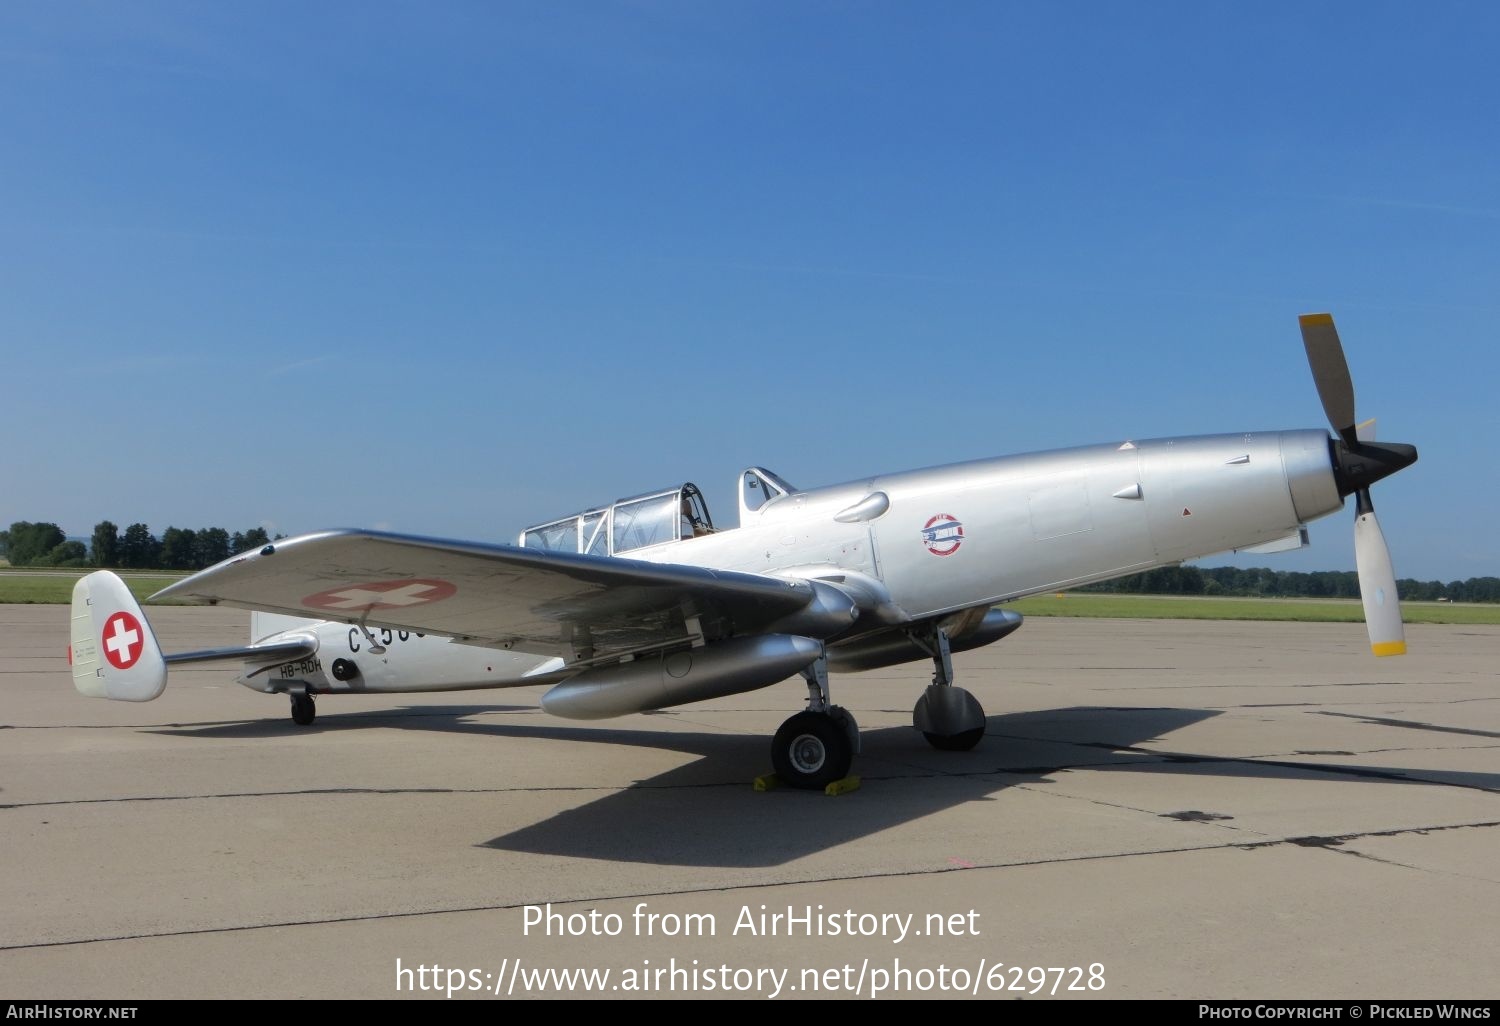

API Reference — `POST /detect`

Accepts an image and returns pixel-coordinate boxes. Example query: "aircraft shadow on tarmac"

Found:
[156,704,1500,868]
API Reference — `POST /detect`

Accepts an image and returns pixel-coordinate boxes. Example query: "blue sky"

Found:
[2,2,1494,581]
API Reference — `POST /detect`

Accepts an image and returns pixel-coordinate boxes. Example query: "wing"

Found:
[153,529,849,664]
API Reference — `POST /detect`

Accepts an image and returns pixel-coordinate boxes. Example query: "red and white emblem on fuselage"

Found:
[921,514,964,557]
[302,578,457,611]
[102,611,145,669]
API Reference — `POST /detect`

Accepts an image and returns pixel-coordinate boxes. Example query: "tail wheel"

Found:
[772,710,853,790]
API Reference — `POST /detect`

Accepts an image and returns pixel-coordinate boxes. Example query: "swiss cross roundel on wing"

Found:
[921,514,965,557]
[302,578,457,612]
[102,611,145,669]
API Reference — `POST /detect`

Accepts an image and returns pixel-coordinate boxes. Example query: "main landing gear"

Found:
[910,626,986,751]
[771,656,859,789]
[770,627,988,790]
[289,692,316,726]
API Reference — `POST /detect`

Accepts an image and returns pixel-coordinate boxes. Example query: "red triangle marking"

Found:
[1182,508,1192,517]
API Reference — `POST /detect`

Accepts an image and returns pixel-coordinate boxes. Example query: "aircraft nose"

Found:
[1332,440,1418,498]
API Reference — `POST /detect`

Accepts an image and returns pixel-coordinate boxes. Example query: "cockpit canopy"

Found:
[739,467,796,515]
[519,483,715,556]
[518,469,801,557]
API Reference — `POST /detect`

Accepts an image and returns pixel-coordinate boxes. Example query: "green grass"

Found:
[1008,592,1500,624]
[0,571,190,605]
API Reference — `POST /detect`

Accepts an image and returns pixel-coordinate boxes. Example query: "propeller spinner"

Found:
[1299,313,1418,656]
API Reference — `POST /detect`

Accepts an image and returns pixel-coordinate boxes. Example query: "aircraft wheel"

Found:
[923,727,984,751]
[914,685,985,751]
[290,693,316,726]
[772,711,853,790]
[828,705,860,753]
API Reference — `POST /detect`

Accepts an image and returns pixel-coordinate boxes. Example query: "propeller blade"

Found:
[1355,418,1376,442]
[1300,312,1359,446]
[1354,505,1406,656]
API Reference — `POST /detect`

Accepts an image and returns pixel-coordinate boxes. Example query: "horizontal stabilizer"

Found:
[165,638,318,668]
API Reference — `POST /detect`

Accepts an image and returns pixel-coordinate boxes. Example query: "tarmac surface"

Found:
[2,604,1497,1000]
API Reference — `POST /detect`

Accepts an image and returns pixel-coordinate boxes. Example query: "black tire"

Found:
[923,726,984,751]
[290,694,316,726]
[772,711,853,790]
[828,705,860,754]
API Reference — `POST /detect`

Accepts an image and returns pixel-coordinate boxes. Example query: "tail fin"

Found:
[69,571,167,701]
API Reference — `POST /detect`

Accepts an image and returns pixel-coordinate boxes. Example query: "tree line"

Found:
[1,521,276,571]
[4,518,1496,602]
[1080,565,1500,604]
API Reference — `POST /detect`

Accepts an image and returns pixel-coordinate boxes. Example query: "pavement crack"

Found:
[0,781,755,810]
[11,819,1498,953]
[1284,821,1500,885]
[1313,711,1500,740]
[1008,781,1265,839]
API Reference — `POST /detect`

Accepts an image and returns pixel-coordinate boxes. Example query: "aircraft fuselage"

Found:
[238,429,1344,698]
[641,428,1341,620]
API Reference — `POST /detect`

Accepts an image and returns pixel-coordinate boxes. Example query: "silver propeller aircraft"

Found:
[68,314,1417,789]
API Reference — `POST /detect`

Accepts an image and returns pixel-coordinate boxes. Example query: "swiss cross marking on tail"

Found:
[103,612,144,669]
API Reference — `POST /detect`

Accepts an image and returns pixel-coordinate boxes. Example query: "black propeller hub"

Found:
[1331,440,1418,499]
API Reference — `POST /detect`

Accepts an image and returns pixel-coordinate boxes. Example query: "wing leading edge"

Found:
[153,529,847,663]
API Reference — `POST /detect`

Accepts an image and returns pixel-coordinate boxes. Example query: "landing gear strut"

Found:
[910,627,986,751]
[290,692,316,726]
[771,654,858,789]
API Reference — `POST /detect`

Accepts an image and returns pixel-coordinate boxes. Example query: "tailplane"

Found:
[70,571,167,701]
